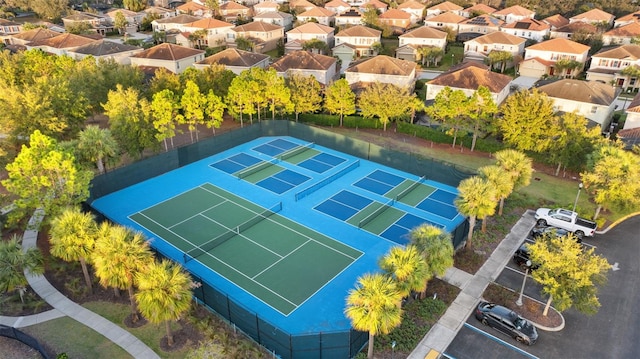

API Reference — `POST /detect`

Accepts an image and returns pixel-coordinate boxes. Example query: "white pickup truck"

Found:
[534,208,597,239]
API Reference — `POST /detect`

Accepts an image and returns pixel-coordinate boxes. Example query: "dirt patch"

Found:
[483,282,563,329]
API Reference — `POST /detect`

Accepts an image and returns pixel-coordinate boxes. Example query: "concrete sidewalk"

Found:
[1,210,160,359]
[408,210,537,359]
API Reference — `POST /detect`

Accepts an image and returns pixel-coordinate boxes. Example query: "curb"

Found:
[522,295,565,332]
[595,212,640,234]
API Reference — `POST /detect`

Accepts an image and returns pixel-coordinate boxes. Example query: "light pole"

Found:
[516,260,532,306]
[572,182,583,212]
[391,340,396,359]
[451,53,455,66]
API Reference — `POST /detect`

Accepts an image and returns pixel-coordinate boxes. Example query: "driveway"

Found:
[444,215,640,358]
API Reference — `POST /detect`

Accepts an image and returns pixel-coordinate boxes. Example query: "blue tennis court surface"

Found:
[90,136,464,337]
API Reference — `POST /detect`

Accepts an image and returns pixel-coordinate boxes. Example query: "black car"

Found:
[513,244,538,270]
[529,226,581,243]
[475,301,538,345]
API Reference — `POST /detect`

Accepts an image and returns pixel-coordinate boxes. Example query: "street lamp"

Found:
[572,182,583,213]
[451,53,455,66]
[516,260,532,307]
[391,340,396,359]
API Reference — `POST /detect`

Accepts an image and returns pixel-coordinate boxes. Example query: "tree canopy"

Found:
[498,89,556,153]
[358,82,417,131]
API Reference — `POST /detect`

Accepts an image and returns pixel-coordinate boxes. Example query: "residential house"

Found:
[68,39,143,65]
[542,14,570,30]
[26,33,99,56]
[253,1,279,15]
[226,21,284,53]
[520,38,590,78]
[586,44,640,91]
[193,48,270,74]
[180,18,235,48]
[219,2,251,23]
[334,25,381,57]
[286,22,335,52]
[536,79,620,130]
[289,0,316,13]
[270,50,337,85]
[254,11,294,31]
[397,0,426,24]
[457,14,504,41]
[623,93,640,129]
[141,6,176,19]
[549,22,598,40]
[176,1,211,17]
[345,55,417,90]
[463,31,525,65]
[324,0,350,16]
[500,18,550,42]
[152,14,200,32]
[426,62,512,104]
[426,1,463,19]
[378,9,412,34]
[129,43,205,74]
[105,8,144,29]
[614,11,640,28]
[569,8,614,28]
[460,4,496,18]
[0,18,22,44]
[359,0,388,15]
[423,12,465,32]
[396,26,447,62]
[297,7,336,27]
[602,23,640,46]
[334,8,363,27]
[492,5,535,24]
[62,12,113,36]
[9,27,59,46]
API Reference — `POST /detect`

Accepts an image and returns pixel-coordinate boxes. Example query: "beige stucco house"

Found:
[129,43,205,74]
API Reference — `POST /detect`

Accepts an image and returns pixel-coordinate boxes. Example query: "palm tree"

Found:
[379,245,429,304]
[49,207,97,293]
[345,273,402,359]
[409,224,454,298]
[494,149,533,193]
[455,176,497,248]
[135,259,193,347]
[77,125,119,174]
[478,165,514,217]
[92,223,153,323]
[0,235,44,303]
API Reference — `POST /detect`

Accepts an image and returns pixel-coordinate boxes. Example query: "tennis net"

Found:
[295,160,360,201]
[358,198,395,229]
[395,176,426,201]
[183,201,283,263]
[277,142,315,161]
[236,158,279,179]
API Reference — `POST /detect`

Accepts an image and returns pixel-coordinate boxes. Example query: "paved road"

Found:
[444,215,640,359]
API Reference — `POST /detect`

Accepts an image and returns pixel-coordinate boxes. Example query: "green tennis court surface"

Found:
[385,179,436,206]
[129,183,362,315]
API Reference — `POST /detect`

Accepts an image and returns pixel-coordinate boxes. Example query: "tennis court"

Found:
[129,183,361,315]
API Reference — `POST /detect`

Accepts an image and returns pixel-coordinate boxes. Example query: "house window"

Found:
[598,59,609,67]
[631,78,637,86]
[590,106,597,114]
[612,61,620,68]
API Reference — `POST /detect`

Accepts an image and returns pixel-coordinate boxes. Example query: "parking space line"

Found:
[463,323,540,359]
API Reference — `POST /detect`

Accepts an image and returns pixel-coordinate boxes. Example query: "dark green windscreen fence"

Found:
[88,120,473,358]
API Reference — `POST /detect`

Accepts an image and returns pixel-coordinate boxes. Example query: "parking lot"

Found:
[443,215,640,359]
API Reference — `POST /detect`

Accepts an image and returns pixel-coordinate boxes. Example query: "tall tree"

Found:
[2,130,93,226]
[546,112,603,176]
[379,245,430,304]
[581,143,640,219]
[49,207,97,293]
[455,176,497,248]
[261,68,293,120]
[494,149,534,192]
[135,259,193,347]
[204,0,220,17]
[149,68,182,97]
[416,46,443,67]
[114,11,129,34]
[102,84,158,158]
[226,73,255,126]
[498,89,557,153]
[426,87,472,147]
[358,82,417,131]
[409,224,454,298]
[77,125,120,174]
[3,0,68,20]
[528,233,610,316]
[123,0,147,12]
[92,224,154,323]
[324,79,356,127]
[478,165,514,216]
[467,86,498,152]
[486,50,513,73]
[0,235,44,303]
[180,80,208,143]
[151,89,181,151]
[204,90,226,135]
[286,74,323,121]
[345,273,402,359]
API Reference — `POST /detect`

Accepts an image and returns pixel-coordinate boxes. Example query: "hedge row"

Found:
[297,113,382,129]
[397,122,505,153]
